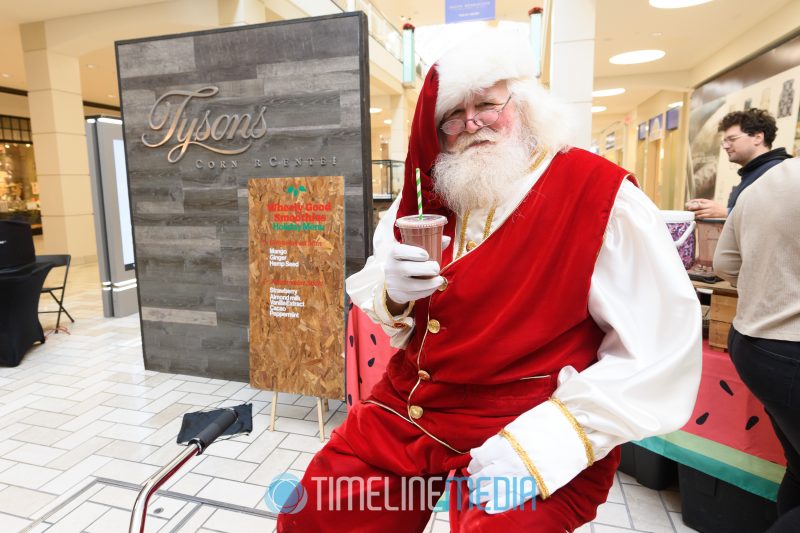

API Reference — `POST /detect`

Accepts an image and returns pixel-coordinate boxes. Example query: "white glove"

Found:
[468,435,538,514]
[384,236,451,306]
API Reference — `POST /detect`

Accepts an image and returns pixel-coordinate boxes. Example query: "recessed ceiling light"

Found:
[383,119,392,125]
[1,73,10,78]
[87,64,97,69]
[592,88,626,97]
[591,106,607,113]
[609,49,665,65]
[668,101,683,109]
[652,32,663,37]
[649,0,712,8]
[108,94,115,98]
[369,107,382,114]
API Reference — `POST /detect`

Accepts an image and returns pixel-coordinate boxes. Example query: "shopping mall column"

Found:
[548,0,596,150]
[387,93,411,163]
[21,22,96,264]
[217,0,267,25]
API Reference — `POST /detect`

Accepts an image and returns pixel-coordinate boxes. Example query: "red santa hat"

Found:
[394,31,539,258]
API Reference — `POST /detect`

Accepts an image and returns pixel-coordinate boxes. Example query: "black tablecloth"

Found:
[0,260,54,366]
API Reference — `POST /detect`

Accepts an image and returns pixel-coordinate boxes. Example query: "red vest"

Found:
[368,148,634,453]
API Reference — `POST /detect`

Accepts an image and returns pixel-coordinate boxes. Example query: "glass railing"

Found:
[331,0,428,80]
[371,159,404,199]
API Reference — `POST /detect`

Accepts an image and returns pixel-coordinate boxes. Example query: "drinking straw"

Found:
[416,168,423,220]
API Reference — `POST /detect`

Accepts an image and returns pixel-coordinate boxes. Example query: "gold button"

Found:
[437,278,448,292]
[466,240,477,251]
[418,370,431,381]
[409,405,424,419]
[427,319,441,333]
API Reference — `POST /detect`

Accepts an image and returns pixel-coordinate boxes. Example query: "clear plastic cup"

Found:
[395,214,447,265]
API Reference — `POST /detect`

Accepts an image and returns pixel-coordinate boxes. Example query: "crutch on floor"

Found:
[128,405,252,533]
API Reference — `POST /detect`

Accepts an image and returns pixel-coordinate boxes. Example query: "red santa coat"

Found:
[367,147,635,454]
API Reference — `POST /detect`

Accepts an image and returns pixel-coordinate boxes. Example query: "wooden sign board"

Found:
[249,176,344,398]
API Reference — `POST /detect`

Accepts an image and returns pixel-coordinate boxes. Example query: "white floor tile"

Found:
[246,448,300,486]
[203,508,277,532]
[4,443,66,466]
[202,439,249,459]
[606,472,625,504]
[99,423,156,443]
[594,501,632,529]
[176,381,224,395]
[274,417,320,437]
[9,425,72,447]
[0,463,62,490]
[622,482,674,533]
[174,506,215,532]
[92,459,159,485]
[280,434,325,454]
[47,437,111,470]
[84,507,132,533]
[59,405,114,433]
[191,455,259,482]
[0,512,31,531]
[27,397,79,414]
[0,485,56,517]
[39,455,111,494]
[89,485,137,510]
[96,440,160,462]
[101,407,156,426]
[165,472,213,496]
[237,429,287,464]
[661,488,682,512]
[196,478,266,508]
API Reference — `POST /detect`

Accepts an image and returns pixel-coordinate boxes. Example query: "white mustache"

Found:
[449,129,500,153]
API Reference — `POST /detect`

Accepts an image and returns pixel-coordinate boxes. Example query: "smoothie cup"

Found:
[395,214,447,265]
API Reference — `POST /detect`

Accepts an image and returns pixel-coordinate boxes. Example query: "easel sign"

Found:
[248,175,345,439]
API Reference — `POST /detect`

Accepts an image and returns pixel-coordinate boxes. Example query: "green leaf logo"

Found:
[286,185,308,198]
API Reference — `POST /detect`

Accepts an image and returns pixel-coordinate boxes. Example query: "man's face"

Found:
[440,81,519,154]
[721,125,763,166]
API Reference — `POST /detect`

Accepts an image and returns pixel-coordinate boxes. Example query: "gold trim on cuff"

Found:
[498,428,550,499]
[549,397,595,467]
[378,283,414,328]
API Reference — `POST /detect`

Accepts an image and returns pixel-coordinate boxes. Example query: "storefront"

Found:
[0,115,39,234]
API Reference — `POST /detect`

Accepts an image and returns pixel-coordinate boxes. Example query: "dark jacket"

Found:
[727,147,792,209]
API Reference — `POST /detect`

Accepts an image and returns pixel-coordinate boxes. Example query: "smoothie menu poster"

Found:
[248,175,345,398]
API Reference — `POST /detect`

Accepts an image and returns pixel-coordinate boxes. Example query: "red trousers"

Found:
[277,401,620,532]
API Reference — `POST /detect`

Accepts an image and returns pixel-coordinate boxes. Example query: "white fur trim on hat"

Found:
[434,30,538,123]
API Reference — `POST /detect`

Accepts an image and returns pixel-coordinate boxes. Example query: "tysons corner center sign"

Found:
[249,176,344,398]
[116,14,372,386]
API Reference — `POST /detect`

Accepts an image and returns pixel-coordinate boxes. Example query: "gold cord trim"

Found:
[498,428,550,499]
[455,209,471,259]
[549,398,595,467]
[378,283,414,327]
[453,149,547,261]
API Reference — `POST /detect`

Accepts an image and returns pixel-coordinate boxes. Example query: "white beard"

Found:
[432,127,535,215]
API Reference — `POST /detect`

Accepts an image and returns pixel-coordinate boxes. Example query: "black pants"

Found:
[728,327,800,529]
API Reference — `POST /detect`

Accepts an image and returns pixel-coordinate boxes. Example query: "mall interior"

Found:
[0,0,799,531]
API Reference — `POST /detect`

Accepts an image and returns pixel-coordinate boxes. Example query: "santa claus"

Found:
[278,31,701,532]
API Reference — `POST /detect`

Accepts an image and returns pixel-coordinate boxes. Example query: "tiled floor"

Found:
[0,261,698,532]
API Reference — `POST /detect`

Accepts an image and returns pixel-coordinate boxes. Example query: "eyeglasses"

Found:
[440,95,513,135]
[720,133,750,146]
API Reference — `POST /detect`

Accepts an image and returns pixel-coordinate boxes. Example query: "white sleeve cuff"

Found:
[505,399,592,496]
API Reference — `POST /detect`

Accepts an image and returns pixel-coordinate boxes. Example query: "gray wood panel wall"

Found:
[116,13,372,382]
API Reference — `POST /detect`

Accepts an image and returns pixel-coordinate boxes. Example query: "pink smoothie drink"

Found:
[395,214,447,265]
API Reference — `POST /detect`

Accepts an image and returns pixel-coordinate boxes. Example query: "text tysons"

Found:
[141,86,267,163]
